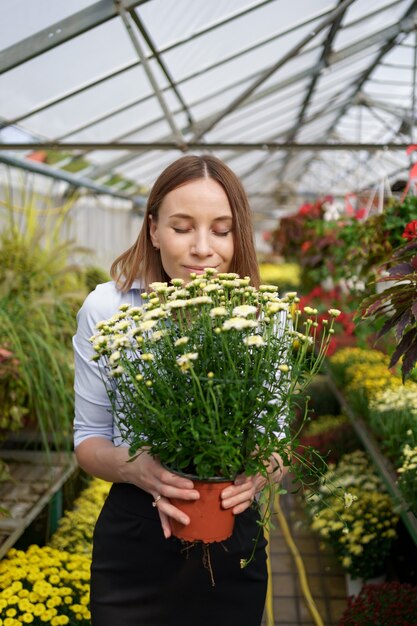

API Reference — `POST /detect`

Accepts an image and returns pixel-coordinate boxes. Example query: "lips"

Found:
[183,266,217,274]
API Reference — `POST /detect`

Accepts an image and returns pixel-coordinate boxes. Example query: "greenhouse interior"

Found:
[1,1,417,624]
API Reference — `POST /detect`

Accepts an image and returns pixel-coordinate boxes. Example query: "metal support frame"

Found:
[411,30,417,145]
[0,153,145,207]
[191,0,360,142]
[128,9,195,129]
[0,0,148,75]
[292,0,417,184]
[1,142,413,151]
[278,0,354,180]
[115,0,186,147]
[0,0,281,130]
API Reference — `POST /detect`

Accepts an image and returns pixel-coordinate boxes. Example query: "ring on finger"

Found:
[152,495,162,507]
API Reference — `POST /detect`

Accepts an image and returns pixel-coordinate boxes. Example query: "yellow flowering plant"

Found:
[49,478,111,556]
[0,545,91,625]
[307,451,399,580]
[397,444,417,516]
[90,270,340,482]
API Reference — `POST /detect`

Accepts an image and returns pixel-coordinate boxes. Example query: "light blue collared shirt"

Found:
[73,280,144,448]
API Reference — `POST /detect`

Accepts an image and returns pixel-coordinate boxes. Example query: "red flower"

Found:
[402,220,417,240]
[301,241,312,252]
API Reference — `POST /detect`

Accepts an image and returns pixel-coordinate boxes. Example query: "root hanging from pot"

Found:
[179,539,216,586]
[202,543,215,587]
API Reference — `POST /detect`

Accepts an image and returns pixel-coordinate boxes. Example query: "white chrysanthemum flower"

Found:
[171,278,185,287]
[113,320,130,333]
[143,307,166,320]
[217,272,239,280]
[278,364,289,373]
[151,330,166,342]
[109,351,121,365]
[119,304,130,312]
[343,492,358,508]
[140,353,155,362]
[110,335,131,349]
[109,365,124,377]
[304,306,318,315]
[166,299,188,309]
[243,335,265,347]
[222,317,258,331]
[149,282,169,293]
[187,296,213,306]
[176,352,198,371]
[139,320,158,332]
[232,305,257,317]
[259,284,279,293]
[210,306,228,318]
[175,336,189,347]
[266,302,288,314]
[203,283,222,293]
[328,308,341,317]
[168,288,189,300]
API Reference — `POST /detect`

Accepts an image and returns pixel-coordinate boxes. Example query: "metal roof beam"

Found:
[1,142,413,151]
[278,0,417,182]
[59,64,320,178]
[115,1,186,147]
[128,9,195,129]
[0,153,145,206]
[278,0,354,178]
[0,0,148,75]
[191,0,360,142]
[325,3,417,134]
[0,0,284,128]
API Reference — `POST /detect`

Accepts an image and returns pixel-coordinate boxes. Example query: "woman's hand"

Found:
[75,439,199,540]
[220,453,287,515]
[126,451,200,539]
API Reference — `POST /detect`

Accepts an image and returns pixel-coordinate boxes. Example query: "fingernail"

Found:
[181,517,189,525]
[222,489,231,498]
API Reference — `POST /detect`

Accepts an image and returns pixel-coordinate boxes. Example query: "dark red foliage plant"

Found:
[360,236,417,381]
[338,582,417,626]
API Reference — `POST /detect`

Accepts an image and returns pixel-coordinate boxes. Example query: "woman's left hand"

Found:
[220,473,265,514]
[221,453,287,514]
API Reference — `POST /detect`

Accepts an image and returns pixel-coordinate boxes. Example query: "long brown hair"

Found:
[111,155,260,291]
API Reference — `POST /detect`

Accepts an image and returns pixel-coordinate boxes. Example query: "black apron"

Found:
[90,482,268,626]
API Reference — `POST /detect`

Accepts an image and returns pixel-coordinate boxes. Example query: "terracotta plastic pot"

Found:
[170,478,235,543]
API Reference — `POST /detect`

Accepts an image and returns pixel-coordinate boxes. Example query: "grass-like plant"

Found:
[0,183,87,451]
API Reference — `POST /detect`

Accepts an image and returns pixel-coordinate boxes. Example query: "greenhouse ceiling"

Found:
[0,0,417,219]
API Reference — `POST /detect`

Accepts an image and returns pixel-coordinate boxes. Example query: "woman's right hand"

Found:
[75,438,200,539]
[126,451,200,538]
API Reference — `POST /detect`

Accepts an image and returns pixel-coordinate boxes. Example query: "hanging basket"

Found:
[169,478,235,543]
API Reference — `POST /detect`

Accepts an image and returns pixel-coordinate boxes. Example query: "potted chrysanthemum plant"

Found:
[90,270,340,547]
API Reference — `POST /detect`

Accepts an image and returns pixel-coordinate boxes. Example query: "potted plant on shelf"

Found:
[306,450,399,595]
[90,270,341,552]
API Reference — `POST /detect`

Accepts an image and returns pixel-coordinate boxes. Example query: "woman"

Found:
[73,155,286,626]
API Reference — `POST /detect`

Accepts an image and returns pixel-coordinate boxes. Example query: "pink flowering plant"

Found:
[90,270,341,484]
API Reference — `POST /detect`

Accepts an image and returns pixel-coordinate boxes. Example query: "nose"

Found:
[190,229,213,257]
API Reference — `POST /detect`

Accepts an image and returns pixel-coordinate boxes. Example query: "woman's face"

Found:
[149,178,234,281]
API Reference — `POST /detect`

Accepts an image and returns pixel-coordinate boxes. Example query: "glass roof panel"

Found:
[13,64,171,139]
[0,0,93,48]
[334,0,409,49]
[0,17,138,118]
